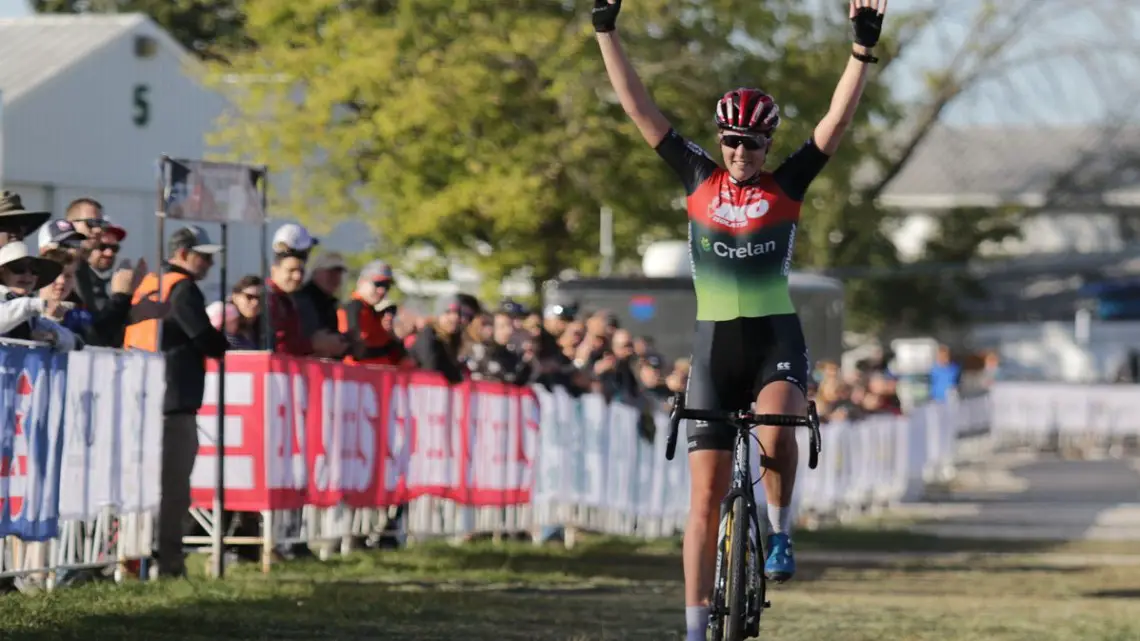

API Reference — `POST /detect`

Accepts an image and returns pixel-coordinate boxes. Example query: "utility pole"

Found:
[600,206,613,277]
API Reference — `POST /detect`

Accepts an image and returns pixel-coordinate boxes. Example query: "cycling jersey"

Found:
[655,130,829,321]
[656,129,828,451]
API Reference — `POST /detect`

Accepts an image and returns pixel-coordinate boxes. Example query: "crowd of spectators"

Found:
[1,187,982,569]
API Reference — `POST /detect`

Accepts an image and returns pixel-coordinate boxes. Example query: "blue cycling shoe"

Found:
[764,533,796,583]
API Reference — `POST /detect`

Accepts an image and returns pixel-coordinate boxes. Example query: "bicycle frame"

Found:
[665,391,820,640]
[709,419,766,637]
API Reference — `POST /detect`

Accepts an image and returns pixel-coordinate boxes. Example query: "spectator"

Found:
[38,248,93,337]
[539,303,576,361]
[376,300,399,336]
[666,357,690,394]
[36,219,85,257]
[410,296,469,384]
[228,275,264,349]
[499,298,528,332]
[638,353,672,410]
[928,344,961,403]
[980,350,1002,388]
[296,251,348,337]
[815,378,858,422]
[72,218,145,347]
[0,191,51,247]
[122,225,228,578]
[272,223,319,259]
[0,241,80,350]
[267,250,347,357]
[633,335,655,360]
[62,198,107,253]
[467,311,532,385]
[206,301,241,337]
[595,328,640,401]
[338,261,411,367]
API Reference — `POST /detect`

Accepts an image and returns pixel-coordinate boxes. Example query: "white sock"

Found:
[685,605,709,641]
[767,504,793,535]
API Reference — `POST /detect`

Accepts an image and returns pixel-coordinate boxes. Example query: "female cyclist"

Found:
[592,1,888,639]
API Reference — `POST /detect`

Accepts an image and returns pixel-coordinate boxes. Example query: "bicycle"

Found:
[665,391,822,641]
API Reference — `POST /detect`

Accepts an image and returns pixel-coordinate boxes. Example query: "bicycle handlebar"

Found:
[665,392,823,470]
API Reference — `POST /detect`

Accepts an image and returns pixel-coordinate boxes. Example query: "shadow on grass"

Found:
[796,527,1063,555]
[1085,588,1140,600]
[241,528,1109,594]
[0,575,682,641]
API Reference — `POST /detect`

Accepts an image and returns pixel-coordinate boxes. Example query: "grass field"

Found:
[2,528,1139,641]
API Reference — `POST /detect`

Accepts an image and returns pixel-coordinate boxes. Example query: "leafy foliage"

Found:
[208,0,898,294]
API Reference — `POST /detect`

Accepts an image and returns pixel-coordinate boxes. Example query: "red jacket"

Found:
[267,280,311,355]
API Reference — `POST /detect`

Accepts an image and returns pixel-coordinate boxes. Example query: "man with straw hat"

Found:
[0,191,51,247]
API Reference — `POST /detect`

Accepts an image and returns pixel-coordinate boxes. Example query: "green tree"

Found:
[209,0,897,296]
[831,206,1023,334]
[32,0,250,62]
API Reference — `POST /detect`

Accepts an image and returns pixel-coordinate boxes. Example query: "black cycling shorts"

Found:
[685,314,810,452]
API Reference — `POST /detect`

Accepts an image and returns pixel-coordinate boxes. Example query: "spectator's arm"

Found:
[0,297,46,335]
[88,293,132,343]
[31,316,80,351]
[339,301,402,361]
[411,327,463,384]
[169,281,228,359]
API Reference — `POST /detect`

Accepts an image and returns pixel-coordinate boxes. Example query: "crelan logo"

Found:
[713,240,776,258]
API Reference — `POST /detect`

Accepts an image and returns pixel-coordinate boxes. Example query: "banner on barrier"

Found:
[192,353,541,511]
[57,348,166,522]
[0,346,67,541]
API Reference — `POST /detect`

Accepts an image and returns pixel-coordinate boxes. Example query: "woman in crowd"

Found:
[38,247,93,337]
[0,241,79,349]
[228,275,264,349]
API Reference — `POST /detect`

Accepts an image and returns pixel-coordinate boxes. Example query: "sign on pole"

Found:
[166,159,267,224]
[157,156,269,580]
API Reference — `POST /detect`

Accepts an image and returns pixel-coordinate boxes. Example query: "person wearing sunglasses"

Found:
[0,241,80,350]
[593,0,888,637]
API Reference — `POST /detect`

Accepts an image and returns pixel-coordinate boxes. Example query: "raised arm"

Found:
[813,0,888,155]
[593,0,671,147]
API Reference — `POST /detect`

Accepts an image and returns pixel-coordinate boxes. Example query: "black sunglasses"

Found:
[721,135,767,151]
[5,260,34,276]
[97,242,120,253]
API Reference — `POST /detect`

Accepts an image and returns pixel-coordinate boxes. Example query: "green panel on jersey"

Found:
[689,220,797,321]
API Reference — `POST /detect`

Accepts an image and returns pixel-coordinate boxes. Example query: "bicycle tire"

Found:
[725,495,749,641]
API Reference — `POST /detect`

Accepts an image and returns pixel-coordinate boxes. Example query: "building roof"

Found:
[879,124,1140,211]
[0,14,192,106]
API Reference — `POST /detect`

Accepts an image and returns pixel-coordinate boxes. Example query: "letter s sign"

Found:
[132,84,150,127]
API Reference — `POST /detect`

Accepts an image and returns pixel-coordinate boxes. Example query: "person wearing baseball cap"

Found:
[122,224,228,579]
[295,251,348,338]
[338,260,411,368]
[271,223,319,257]
[408,294,473,384]
[37,219,86,253]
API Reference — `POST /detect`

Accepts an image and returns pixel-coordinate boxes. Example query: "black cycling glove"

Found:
[593,0,621,33]
[851,7,884,48]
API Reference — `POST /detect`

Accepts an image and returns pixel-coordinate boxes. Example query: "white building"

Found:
[0,14,373,300]
[879,124,1140,380]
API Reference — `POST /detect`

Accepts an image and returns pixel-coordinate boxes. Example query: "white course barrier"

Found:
[0,343,162,589]
[7,338,1140,590]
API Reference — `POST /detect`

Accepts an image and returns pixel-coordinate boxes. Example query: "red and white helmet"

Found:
[714,88,780,136]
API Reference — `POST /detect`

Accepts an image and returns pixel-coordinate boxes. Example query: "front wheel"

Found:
[724,495,749,641]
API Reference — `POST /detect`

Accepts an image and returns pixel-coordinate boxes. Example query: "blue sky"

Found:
[3,0,1136,126]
